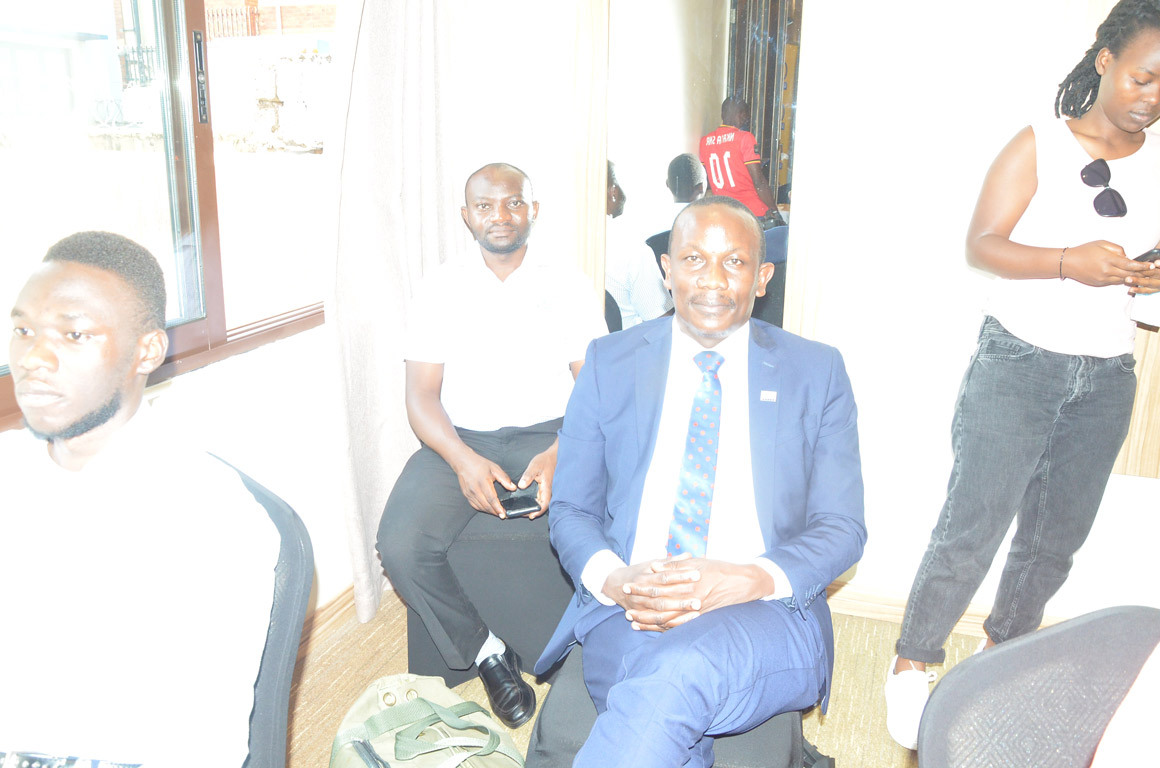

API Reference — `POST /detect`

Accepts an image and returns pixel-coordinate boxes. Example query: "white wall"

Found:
[786,0,1160,619]
[607,0,730,240]
[149,326,351,609]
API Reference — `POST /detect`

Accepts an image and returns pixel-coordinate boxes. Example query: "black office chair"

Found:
[214,458,315,768]
[526,645,805,768]
[604,290,623,333]
[752,225,788,328]
[918,605,1160,768]
[646,230,669,278]
[763,224,789,266]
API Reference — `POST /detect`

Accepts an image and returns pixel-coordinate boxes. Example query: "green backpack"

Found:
[330,674,525,768]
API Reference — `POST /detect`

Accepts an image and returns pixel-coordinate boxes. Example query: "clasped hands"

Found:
[601,553,776,632]
[450,443,557,519]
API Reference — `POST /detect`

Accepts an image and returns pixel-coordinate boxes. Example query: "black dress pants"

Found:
[377,418,562,669]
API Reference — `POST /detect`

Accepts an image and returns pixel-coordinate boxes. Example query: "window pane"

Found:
[202,5,333,328]
[0,0,205,372]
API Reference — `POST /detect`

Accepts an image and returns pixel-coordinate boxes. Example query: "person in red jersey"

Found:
[699,97,781,226]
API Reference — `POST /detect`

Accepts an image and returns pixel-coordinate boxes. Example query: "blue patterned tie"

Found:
[667,350,724,558]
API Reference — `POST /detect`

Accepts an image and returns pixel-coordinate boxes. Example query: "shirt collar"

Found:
[468,244,540,283]
[670,316,750,372]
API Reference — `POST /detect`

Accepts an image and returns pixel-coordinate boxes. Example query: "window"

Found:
[0,0,332,429]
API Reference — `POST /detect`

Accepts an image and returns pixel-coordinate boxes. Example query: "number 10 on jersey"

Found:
[708,151,736,189]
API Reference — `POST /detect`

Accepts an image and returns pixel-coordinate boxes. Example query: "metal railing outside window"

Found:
[122,45,159,86]
[206,7,259,39]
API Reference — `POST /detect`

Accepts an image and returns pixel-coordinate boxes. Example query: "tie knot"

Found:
[695,350,724,375]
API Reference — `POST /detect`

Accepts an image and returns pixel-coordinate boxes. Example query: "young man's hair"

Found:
[667,153,706,202]
[43,231,167,333]
[1055,0,1160,118]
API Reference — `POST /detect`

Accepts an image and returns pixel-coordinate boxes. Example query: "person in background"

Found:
[605,160,673,328]
[699,97,785,229]
[885,0,1160,750]
[666,153,707,211]
[377,163,606,729]
[0,231,278,766]
[643,153,709,276]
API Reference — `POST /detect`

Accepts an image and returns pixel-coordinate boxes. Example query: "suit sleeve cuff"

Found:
[581,549,628,606]
[753,557,794,601]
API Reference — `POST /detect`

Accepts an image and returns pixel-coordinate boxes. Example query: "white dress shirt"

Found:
[604,216,673,328]
[581,319,792,604]
[404,246,606,431]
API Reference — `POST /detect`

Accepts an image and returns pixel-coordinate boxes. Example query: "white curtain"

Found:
[331,0,609,622]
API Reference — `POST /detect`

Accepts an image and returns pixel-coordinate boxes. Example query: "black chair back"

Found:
[918,606,1160,768]
[214,458,315,768]
[604,290,623,333]
[646,231,669,278]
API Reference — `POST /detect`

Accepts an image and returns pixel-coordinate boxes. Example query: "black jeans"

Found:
[896,318,1135,663]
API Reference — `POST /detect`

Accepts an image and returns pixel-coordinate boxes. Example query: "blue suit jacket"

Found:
[534,317,866,709]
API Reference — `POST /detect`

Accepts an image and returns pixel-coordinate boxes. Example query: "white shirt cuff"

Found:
[581,549,629,606]
[753,557,794,601]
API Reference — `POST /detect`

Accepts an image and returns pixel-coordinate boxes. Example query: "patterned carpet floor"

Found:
[288,589,980,768]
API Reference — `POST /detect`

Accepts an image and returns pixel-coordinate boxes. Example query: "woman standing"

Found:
[885,0,1160,750]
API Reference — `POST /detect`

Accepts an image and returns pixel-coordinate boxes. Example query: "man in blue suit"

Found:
[534,197,866,767]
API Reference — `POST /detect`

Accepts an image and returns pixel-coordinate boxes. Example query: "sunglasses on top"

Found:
[1080,158,1127,218]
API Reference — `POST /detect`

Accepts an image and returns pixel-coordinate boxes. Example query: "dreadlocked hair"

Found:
[1056,0,1160,118]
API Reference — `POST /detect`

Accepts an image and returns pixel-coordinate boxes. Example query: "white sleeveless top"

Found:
[983,119,1160,357]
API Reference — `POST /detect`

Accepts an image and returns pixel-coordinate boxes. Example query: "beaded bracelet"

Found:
[1059,247,1069,281]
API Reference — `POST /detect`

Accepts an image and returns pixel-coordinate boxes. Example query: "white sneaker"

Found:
[885,655,937,750]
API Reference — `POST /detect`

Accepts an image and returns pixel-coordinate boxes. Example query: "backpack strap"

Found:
[332,698,523,768]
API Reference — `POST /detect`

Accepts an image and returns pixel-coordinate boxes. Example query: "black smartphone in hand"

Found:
[1134,248,1160,263]
[499,494,540,517]
[497,480,540,518]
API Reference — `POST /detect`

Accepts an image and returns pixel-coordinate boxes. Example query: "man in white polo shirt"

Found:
[377,163,606,728]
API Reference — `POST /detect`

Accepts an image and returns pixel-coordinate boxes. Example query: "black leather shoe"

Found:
[477,644,536,729]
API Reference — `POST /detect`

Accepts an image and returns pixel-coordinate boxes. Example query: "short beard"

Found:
[481,232,530,255]
[26,391,123,443]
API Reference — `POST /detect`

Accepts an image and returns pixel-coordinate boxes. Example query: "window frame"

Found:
[0,0,325,432]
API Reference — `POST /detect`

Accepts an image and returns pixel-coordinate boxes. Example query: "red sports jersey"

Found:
[699,124,768,216]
